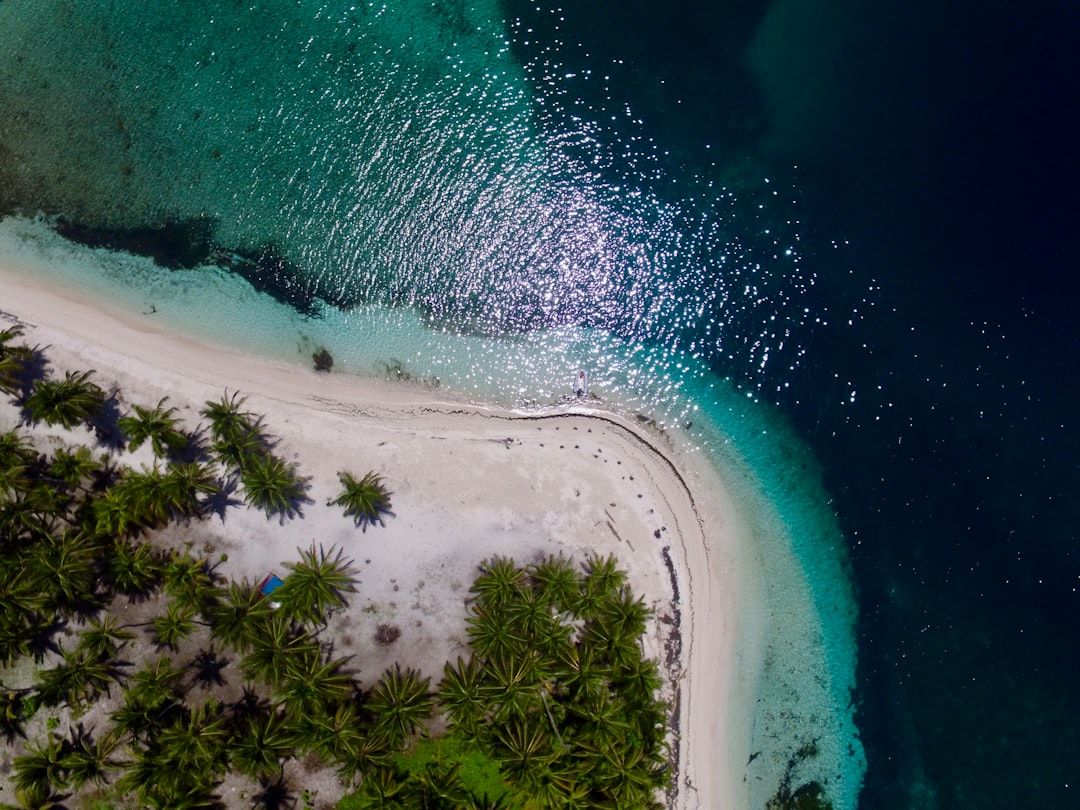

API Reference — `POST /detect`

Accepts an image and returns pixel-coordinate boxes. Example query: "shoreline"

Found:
[0,259,742,808]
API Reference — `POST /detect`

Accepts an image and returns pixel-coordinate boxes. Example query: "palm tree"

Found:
[367,664,434,749]
[200,391,265,472]
[161,552,218,614]
[76,614,135,662]
[529,554,580,613]
[118,397,189,458]
[593,739,667,806]
[10,733,69,799]
[274,648,355,720]
[229,710,297,780]
[105,539,165,599]
[465,599,526,659]
[34,649,121,708]
[129,654,187,704]
[206,580,275,653]
[239,451,308,518]
[92,486,143,538]
[0,324,25,354]
[492,717,556,780]
[318,716,390,784]
[163,461,221,518]
[277,543,357,627]
[27,529,103,612]
[336,765,407,806]
[118,742,222,810]
[577,554,628,618]
[582,614,645,674]
[599,585,652,642]
[240,613,320,686]
[24,370,105,429]
[485,650,542,725]
[505,583,554,642]
[567,682,632,755]
[332,470,393,529]
[0,574,59,664]
[0,325,31,397]
[48,445,101,492]
[469,556,526,610]
[0,430,35,502]
[150,601,198,651]
[155,697,230,778]
[200,391,256,445]
[113,656,186,740]
[437,655,488,736]
[15,481,72,538]
[0,682,31,742]
[59,723,123,791]
[295,699,359,761]
[0,785,72,810]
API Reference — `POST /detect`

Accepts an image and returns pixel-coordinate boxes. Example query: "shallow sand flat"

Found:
[0,260,741,808]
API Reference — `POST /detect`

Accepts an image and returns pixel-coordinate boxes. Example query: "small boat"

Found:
[573,369,588,397]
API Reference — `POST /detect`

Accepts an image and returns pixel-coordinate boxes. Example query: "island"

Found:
[0,263,751,809]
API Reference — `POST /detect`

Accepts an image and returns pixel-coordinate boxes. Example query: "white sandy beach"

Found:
[0,260,744,808]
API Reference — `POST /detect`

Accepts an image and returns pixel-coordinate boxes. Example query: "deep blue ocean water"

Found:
[1,1,1077,807]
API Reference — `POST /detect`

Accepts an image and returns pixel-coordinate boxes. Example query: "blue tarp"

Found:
[259,573,284,596]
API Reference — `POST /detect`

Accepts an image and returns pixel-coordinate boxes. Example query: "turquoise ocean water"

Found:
[2,1,1077,807]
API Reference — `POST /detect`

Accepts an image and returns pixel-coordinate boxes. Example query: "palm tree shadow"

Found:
[26,614,66,662]
[204,474,245,522]
[355,504,396,533]
[172,425,213,464]
[254,772,297,809]
[90,389,126,451]
[273,477,314,524]
[187,648,230,690]
[11,342,50,407]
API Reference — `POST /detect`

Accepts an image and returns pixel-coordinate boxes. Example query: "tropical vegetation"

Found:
[0,330,678,809]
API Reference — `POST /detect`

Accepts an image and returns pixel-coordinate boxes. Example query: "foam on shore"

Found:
[0,214,864,807]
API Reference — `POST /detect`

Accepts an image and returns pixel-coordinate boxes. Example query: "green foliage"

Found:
[0,325,30,396]
[150,601,198,651]
[24,369,105,429]
[277,543,358,627]
[240,613,321,686]
[11,732,68,797]
[206,579,275,653]
[343,555,669,808]
[367,664,435,749]
[341,736,514,809]
[2,346,671,810]
[239,451,308,518]
[49,445,101,490]
[106,539,165,597]
[76,615,135,662]
[200,391,257,451]
[274,649,355,721]
[161,552,218,614]
[0,683,30,742]
[229,709,297,779]
[118,397,189,458]
[333,470,392,529]
[34,650,122,709]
